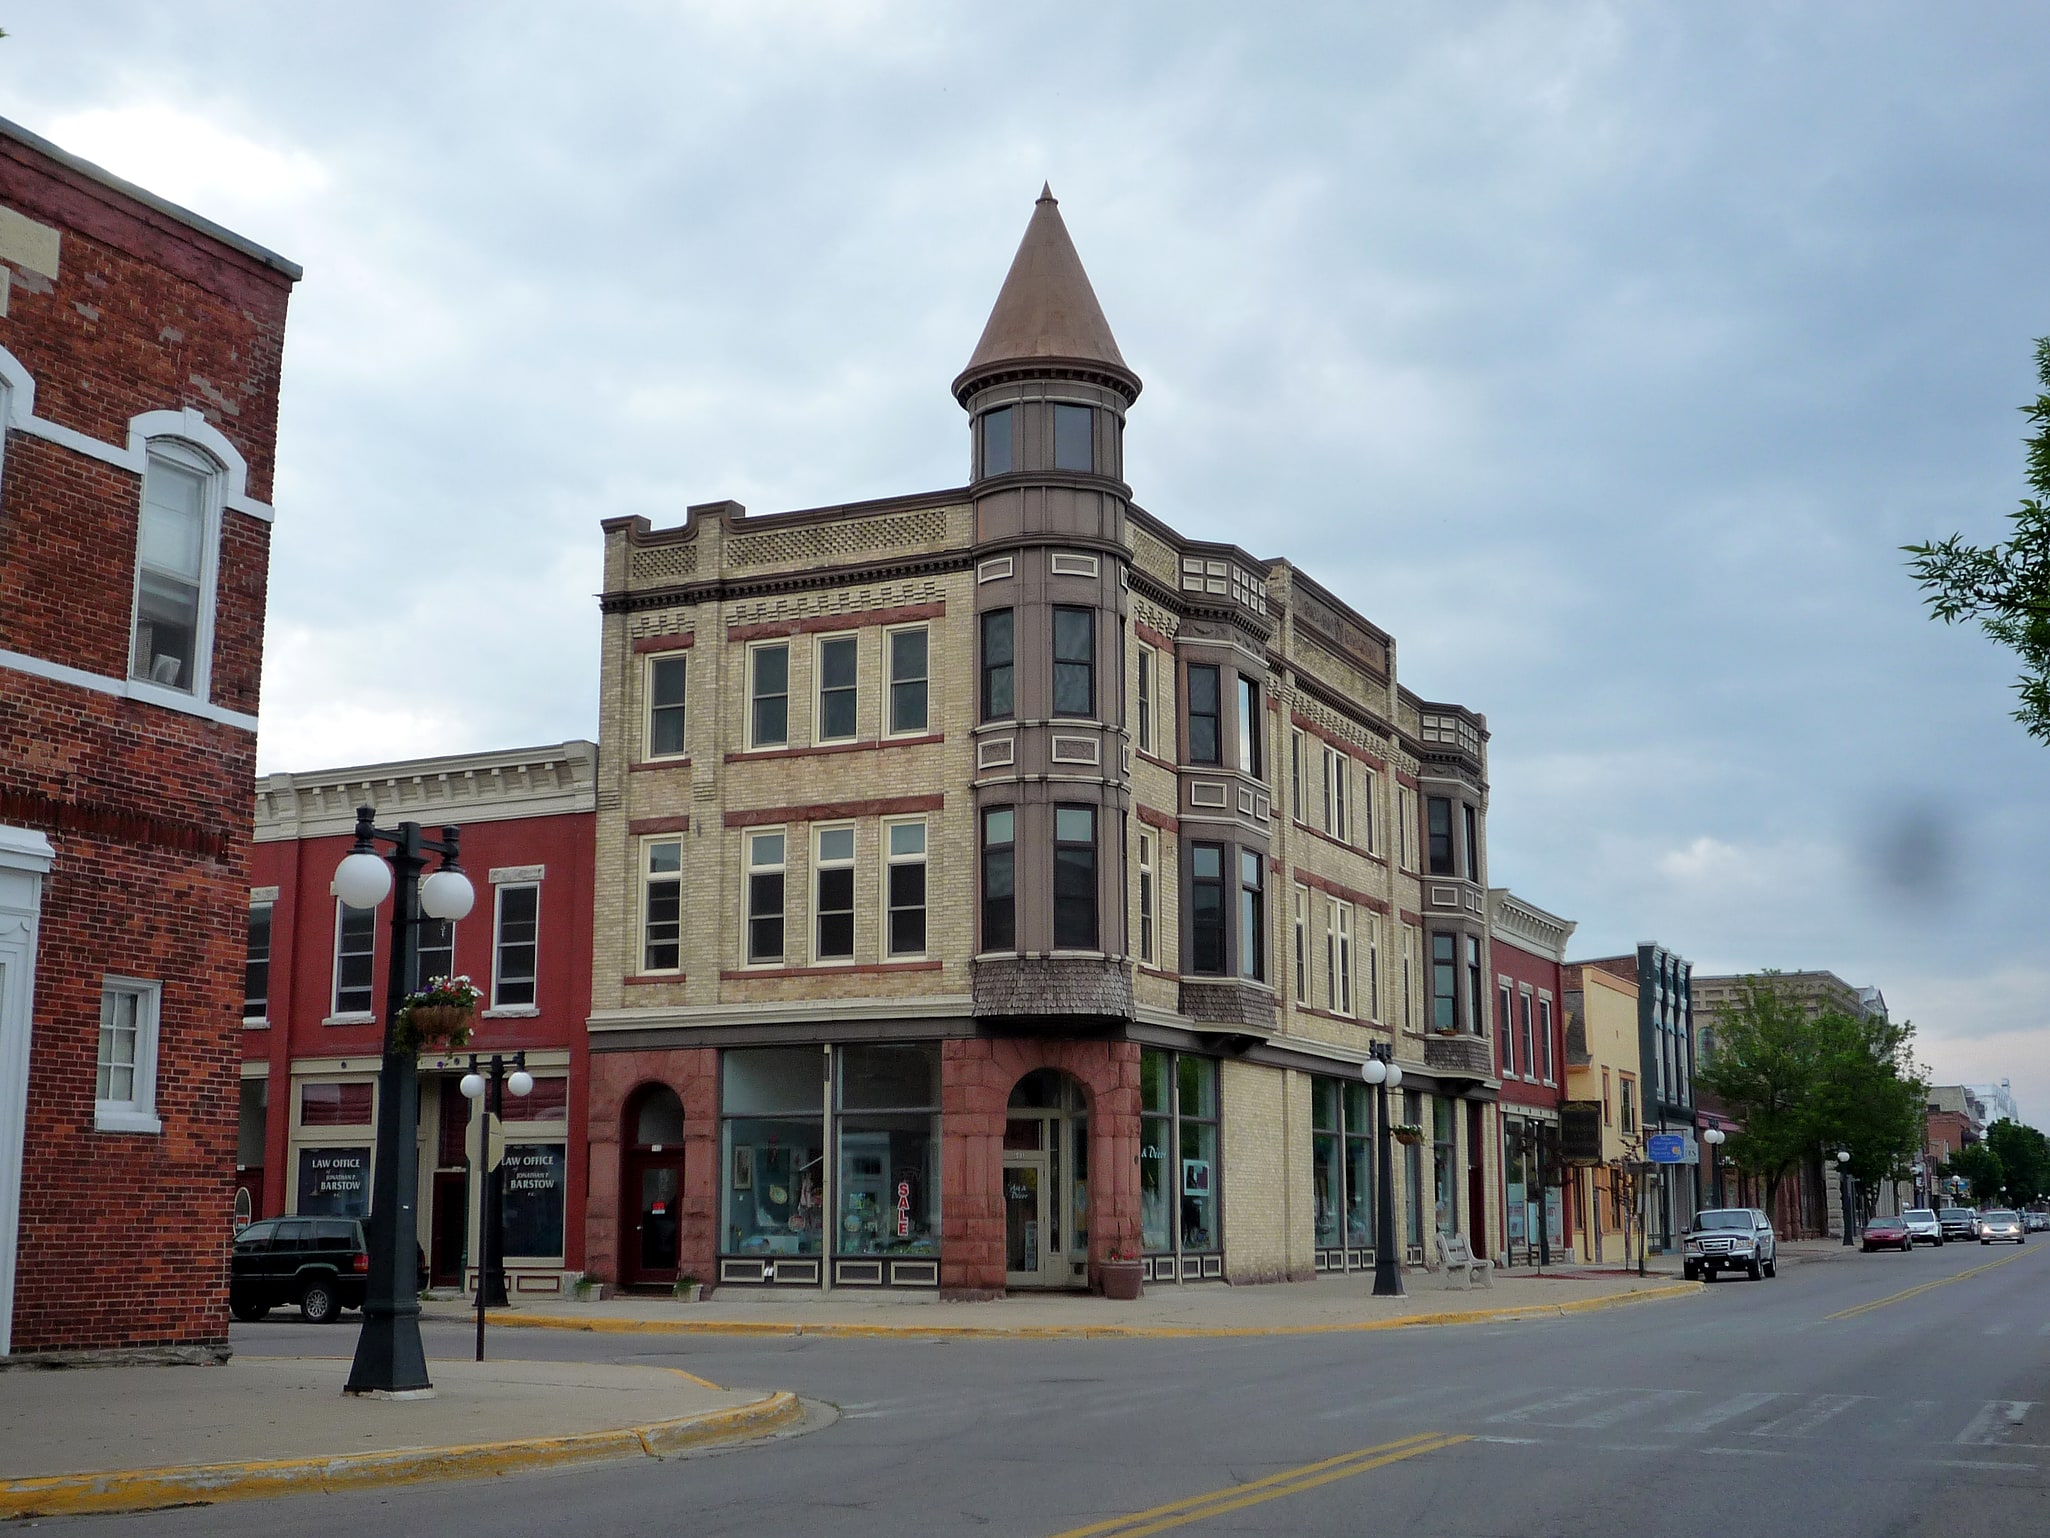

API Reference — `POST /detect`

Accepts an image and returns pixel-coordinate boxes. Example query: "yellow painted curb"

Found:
[0,1389,804,1520]
[472,1281,1700,1343]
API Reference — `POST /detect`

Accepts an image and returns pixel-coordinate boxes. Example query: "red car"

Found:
[1861,1215,1913,1253]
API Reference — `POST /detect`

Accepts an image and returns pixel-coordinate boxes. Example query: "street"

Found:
[43,1242,2050,1537]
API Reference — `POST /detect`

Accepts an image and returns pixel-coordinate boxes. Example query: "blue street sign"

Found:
[1646,1133,1687,1164]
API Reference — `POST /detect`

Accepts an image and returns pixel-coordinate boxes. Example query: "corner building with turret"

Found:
[585,190,1504,1296]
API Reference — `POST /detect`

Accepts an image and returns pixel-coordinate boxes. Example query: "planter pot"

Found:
[407,1003,472,1036]
[1393,1134,1425,1148]
[674,1282,703,1303]
[1099,1261,1143,1301]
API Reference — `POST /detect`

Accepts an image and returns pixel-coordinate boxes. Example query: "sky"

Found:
[4,2,2047,1125]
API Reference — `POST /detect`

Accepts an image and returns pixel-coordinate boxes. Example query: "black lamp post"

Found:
[461,1050,533,1362]
[1702,1123,1726,1208]
[1361,1042,1405,1298]
[1836,1148,1855,1247]
[334,808,476,1399]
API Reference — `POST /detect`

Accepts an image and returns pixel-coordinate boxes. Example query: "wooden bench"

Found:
[1434,1232,1495,1289]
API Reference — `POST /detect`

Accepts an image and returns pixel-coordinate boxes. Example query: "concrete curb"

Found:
[0,1388,804,1521]
[469,1280,1701,1343]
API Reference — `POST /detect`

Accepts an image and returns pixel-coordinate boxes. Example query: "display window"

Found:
[722,1047,825,1257]
[834,1044,939,1258]
[1138,1049,1223,1264]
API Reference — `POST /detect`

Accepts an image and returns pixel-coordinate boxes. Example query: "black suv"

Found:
[230,1217,369,1322]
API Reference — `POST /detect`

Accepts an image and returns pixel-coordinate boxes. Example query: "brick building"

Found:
[1487,888,1575,1265]
[0,117,298,1355]
[582,187,1507,1296]
[1578,944,1696,1251]
[243,743,596,1299]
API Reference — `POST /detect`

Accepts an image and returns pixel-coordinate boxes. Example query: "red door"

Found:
[621,1152,685,1287]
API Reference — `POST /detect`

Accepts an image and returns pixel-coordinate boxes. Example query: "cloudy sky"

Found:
[6,3,2047,1123]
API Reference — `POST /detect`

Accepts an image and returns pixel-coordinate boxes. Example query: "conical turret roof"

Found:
[954,185,1140,403]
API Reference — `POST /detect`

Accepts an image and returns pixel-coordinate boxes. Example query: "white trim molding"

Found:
[0,825,55,1355]
[0,646,258,732]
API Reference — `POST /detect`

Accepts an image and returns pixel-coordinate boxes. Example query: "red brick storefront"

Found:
[0,117,297,1355]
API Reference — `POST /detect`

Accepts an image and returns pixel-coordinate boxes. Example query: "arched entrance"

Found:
[1004,1069,1090,1289]
[620,1084,686,1288]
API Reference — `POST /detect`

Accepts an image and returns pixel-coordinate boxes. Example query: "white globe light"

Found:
[420,868,476,922]
[1361,1058,1386,1085]
[1385,1063,1403,1089]
[460,1072,486,1101]
[1837,1150,1851,1164]
[508,1069,534,1098]
[334,850,392,909]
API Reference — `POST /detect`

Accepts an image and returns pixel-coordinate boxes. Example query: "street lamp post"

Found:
[1360,1043,1405,1298]
[334,808,476,1399]
[461,1051,534,1362]
[1836,1148,1855,1247]
[1702,1124,1726,1208]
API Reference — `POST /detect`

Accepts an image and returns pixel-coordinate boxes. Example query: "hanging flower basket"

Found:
[394,974,482,1055]
[1391,1124,1426,1147]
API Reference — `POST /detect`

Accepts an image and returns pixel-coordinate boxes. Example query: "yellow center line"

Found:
[1042,1432,1471,1538]
[1826,1246,2037,1320]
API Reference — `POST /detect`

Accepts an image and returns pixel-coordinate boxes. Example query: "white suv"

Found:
[1683,1207,1778,1282]
[1901,1208,1944,1246]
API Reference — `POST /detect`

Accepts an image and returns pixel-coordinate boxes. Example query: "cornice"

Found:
[255,740,598,841]
[602,550,976,615]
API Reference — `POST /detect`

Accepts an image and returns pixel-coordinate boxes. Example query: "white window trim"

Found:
[812,822,857,965]
[0,824,56,1357]
[747,640,791,751]
[1498,978,1516,1077]
[1365,915,1381,1024]
[642,650,689,762]
[1292,884,1309,1006]
[883,622,931,739]
[95,976,163,1134]
[1335,902,1354,1017]
[244,898,275,1025]
[1289,730,1305,820]
[1136,645,1155,755]
[1519,985,1537,1084]
[489,881,541,1013]
[1323,746,1349,844]
[814,632,860,746]
[329,897,377,1023]
[128,438,225,706]
[882,815,929,960]
[1138,832,1158,968]
[1539,992,1556,1086]
[639,836,685,975]
[744,827,788,967]
[1361,766,1379,855]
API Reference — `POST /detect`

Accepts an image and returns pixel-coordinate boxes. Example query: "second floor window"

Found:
[750,643,789,749]
[131,450,212,694]
[417,916,454,989]
[982,807,1015,951]
[493,884,538,1008]
[1190,842,1225,974]
[1236,677,1262,778]
[1539,997,1555,1083]
[1052,607,1094,717]
[1323,747,1349,841]
[889,626,929,734]
[1053,806,1097,949]
[644,840,683,971]
[886,820,928,956]
[1361,766,1378,853]
[1430,932,1457,1031]
[1326,900,1353,1015]
[245,901,273,1020]
[647,653,687,758]
[1238,849,1264,982]
[1292,885,1308,1004]
[1499,983,1516,1075]
[1519,991,1536,1077]
[981,610,1014,721]
[1466,936,1483,1033]
[1187,665,1221,764]
[1138,832,1157,966]
[747,831,785,964]
[1620,1077,1637,1133]
[814,826,855,961]
[333,901,376,1016]
[1136,646,1155,753]
[1427,797,1454,875]
[817,636,857,742]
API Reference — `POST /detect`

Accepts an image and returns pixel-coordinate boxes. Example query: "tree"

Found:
[1984,1118,2050,1206]
[1805,1008,1926,1196]
[1948,1143,2005,1205]
[1697,975,1823,1217]
[1905,337,2050,741]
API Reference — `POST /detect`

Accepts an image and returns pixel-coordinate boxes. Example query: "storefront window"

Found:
[1140,1049,1172,1254]
[835,1044,939,1257]
[722,1047,825,1257]
[1433,1097,1458,1236]
[1312,1079,1342,1248]
[296,1146,369,1217]
[1505,1116,1532,1252]
[1343,1081,1374,1248]
[1178,1056,1218,1252]
[501,1143,566,1257]
[1403,1089,1424,1247]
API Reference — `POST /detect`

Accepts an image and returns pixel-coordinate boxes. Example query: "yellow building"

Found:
[1563,964,1641,1264]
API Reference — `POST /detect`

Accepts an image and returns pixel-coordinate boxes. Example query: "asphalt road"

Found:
[46,1239,2050,1537]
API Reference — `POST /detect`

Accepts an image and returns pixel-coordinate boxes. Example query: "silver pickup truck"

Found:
[1682,1207,1778,1282]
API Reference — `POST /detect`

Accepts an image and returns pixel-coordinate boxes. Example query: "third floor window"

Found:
[1052,607,1094,717]
[1187,664,1221,764]
[1427,796,1454,875]
[981,610,1014,721]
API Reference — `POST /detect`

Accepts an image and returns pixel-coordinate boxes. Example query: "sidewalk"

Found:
[429,1264,1698,1340]
[0,1355,801,1520]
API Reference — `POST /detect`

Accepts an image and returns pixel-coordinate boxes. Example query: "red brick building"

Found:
[0,117,298,1356]
[245,743,597,1298]
[1487,889,1575,1264]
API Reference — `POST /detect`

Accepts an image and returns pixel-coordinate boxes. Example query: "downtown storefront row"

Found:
[584,1028,1504,1294]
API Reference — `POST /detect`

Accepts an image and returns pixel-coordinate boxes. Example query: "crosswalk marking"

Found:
[1661,1392,1781,1435]
[1486,1388,1610,1423]
[1751,1395,1867,1438]
[1955,1402,2035,1446]
[1560,1389,1695,1429]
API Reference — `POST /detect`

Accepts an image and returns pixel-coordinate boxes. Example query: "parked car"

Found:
[1901,1208,1944,1246]
[1978,1209,2025,1245]
[2028,1211,2050,1232]
[1861,1214,1913,1252]
[1683,1207,1778,1282]
[231,1217,368,1322]
[1938,1206,1979,1242]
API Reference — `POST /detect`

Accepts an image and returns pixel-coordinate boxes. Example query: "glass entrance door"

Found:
[1004,1156,1045,1281]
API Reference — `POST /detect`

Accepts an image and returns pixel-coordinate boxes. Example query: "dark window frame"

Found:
[1427,796,1454,875]
[1053,804,1098,951]
[1052,606,1095,719]
[1187,664,1221,765]
[981,807,1016,953]
[1189,841,1227,975]
[980,609,1014,722]
[981,406,1014,477]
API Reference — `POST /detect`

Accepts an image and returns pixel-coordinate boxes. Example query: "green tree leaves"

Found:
[1982,1118,2050,1206]
[1905,336,2050,741]
[1947,1143,2006,1205]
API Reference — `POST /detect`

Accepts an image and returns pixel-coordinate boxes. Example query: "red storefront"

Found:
[1488,890,1576,1266]
[242,742,595,1297]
